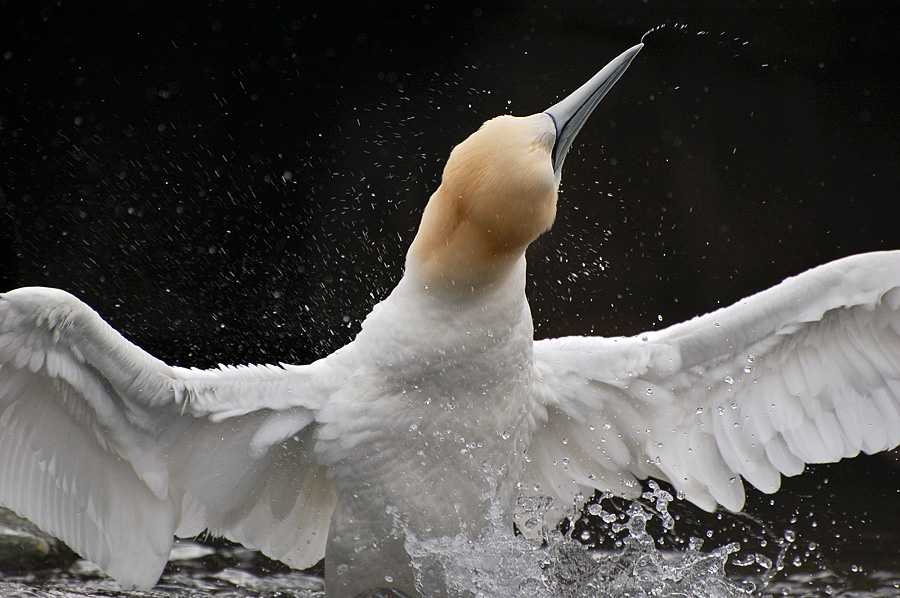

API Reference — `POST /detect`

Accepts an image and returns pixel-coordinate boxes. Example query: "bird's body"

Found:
[2,44,900,597]
[316,261,537,595]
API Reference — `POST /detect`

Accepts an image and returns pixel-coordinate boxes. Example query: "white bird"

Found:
[2,43,900,597]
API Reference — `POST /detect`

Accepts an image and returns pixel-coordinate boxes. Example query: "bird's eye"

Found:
[533,129,556,155]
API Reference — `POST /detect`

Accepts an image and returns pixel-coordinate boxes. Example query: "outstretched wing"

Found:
[527,251,900,519]
[0,287,339,588]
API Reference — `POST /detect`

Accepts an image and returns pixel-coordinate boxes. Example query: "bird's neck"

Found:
[405,186,544,292]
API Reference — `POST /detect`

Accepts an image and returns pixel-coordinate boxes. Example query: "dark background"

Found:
[2,0,899,582]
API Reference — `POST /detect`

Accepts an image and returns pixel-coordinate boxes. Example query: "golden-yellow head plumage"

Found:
[407,113,559,288]
[405,44,643,292]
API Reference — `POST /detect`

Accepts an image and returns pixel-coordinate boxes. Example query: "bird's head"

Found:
[407,44,643,290]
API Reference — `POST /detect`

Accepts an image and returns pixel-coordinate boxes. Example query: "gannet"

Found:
[2,43,900,597]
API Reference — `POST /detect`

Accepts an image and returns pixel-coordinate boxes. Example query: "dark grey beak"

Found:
[545,43,643,174]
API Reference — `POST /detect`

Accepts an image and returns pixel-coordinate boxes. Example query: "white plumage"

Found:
[2,44,899,597]
[529,251,900,516]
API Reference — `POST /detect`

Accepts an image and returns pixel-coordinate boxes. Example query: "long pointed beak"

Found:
[545,43,643,174]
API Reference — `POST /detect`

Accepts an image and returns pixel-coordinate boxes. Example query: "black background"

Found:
[2,0,899,582]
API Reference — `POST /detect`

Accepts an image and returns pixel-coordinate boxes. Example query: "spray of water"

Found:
[402,482,788,598]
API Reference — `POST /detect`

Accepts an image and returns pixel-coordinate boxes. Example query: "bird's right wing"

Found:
[526,251,900,527]
[0,287,340,588]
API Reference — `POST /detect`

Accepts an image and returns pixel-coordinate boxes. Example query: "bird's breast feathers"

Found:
[313,263,539,496]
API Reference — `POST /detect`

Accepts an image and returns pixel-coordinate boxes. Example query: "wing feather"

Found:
[529,251,900,523]
[0,287,339,588]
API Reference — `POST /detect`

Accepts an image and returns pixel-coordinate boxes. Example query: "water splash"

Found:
[403,487,766,598]
[4,487,895,597]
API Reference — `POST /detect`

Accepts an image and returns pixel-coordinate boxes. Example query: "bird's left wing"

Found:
[526,251,900,523]
[0,287,339,588]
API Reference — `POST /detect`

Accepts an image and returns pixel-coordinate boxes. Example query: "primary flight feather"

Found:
[2,43,900,598]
